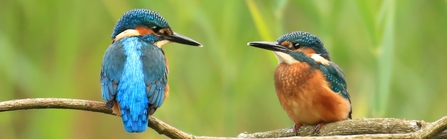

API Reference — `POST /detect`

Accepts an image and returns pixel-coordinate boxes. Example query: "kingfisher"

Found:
[100,9,202,133]
[247,31,351,135]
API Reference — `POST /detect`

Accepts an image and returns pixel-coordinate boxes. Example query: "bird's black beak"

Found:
[165,32,202,47]
[247,41,288,53]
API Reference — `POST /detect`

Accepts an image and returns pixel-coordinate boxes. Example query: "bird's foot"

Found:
[313,123,325,134]
[106,101,114,108]
[293,123,303,136]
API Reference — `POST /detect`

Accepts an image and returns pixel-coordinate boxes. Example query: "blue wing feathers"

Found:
[100,44,125,102]
[155,86,164,107]
[319,62,352,119]
[319,62,350,101]
[142,46,167,111]
[151,90,159,104]
[146,84,156,97]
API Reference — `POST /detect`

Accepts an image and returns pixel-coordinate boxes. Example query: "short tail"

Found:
[117,97,149,133]
[121,110,148,132]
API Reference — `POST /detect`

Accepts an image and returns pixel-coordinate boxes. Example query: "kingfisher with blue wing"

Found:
[247,31,352,135]
[100,9,202,133]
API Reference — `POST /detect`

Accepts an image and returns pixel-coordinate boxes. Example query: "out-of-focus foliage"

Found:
[1,0,446,138]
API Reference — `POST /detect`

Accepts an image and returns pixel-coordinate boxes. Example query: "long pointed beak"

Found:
[165,32,202,47]
[247,41,288,53]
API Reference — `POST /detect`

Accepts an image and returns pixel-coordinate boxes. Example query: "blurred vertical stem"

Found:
[356,0,395,117]
[274,0,288,36]
[246,0,273,41]
[246,0,288,64]
[357,0,395,117]
[246,0,288,39]
[374,0,395,117]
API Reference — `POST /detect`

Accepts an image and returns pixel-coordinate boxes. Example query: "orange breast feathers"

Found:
[274,63,351,125]
[112,100,121,116]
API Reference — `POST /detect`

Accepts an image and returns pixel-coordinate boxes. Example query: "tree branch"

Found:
[0,98,446,139]
[0,98,197,139]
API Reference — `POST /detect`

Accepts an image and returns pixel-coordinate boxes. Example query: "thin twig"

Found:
[0,98,446,139]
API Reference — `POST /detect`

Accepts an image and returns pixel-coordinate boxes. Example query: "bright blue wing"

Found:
[101,43,125,107]
[140,44,168,115]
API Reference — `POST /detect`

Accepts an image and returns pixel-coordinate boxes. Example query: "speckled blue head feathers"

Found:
[278,31,323,47]
[277,31,328,57]
[112,9,170,39]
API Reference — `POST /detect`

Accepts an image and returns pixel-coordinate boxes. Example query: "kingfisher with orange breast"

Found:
[247,31,352,135]
[100,9,201,133]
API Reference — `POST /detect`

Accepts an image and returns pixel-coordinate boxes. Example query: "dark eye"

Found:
[151,26,161,33]
[293,43,300,49]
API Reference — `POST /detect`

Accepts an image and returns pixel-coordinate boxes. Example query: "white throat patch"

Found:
[273,51,299,65]
[114,29,140,42]
[273,52,330,66]
[154,40,170,48]
[113,29,171,48]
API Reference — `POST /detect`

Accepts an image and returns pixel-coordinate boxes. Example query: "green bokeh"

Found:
[1,0,446,138]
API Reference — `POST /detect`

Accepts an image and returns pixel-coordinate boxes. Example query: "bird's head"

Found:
[111,9,201,47]
[248,31,330,65]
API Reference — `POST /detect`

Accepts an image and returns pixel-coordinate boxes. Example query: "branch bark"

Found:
[0,98,446,139]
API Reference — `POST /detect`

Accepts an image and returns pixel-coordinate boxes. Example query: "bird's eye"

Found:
[293,43,300,49]
[151,26,161,33]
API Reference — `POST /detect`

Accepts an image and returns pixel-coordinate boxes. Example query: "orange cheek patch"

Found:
[298,48,316,57]
[281,41,292,48]
[160,28,173,35]
[135,26,155,36]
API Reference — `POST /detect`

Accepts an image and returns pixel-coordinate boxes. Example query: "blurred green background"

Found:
[1,0,446,138]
